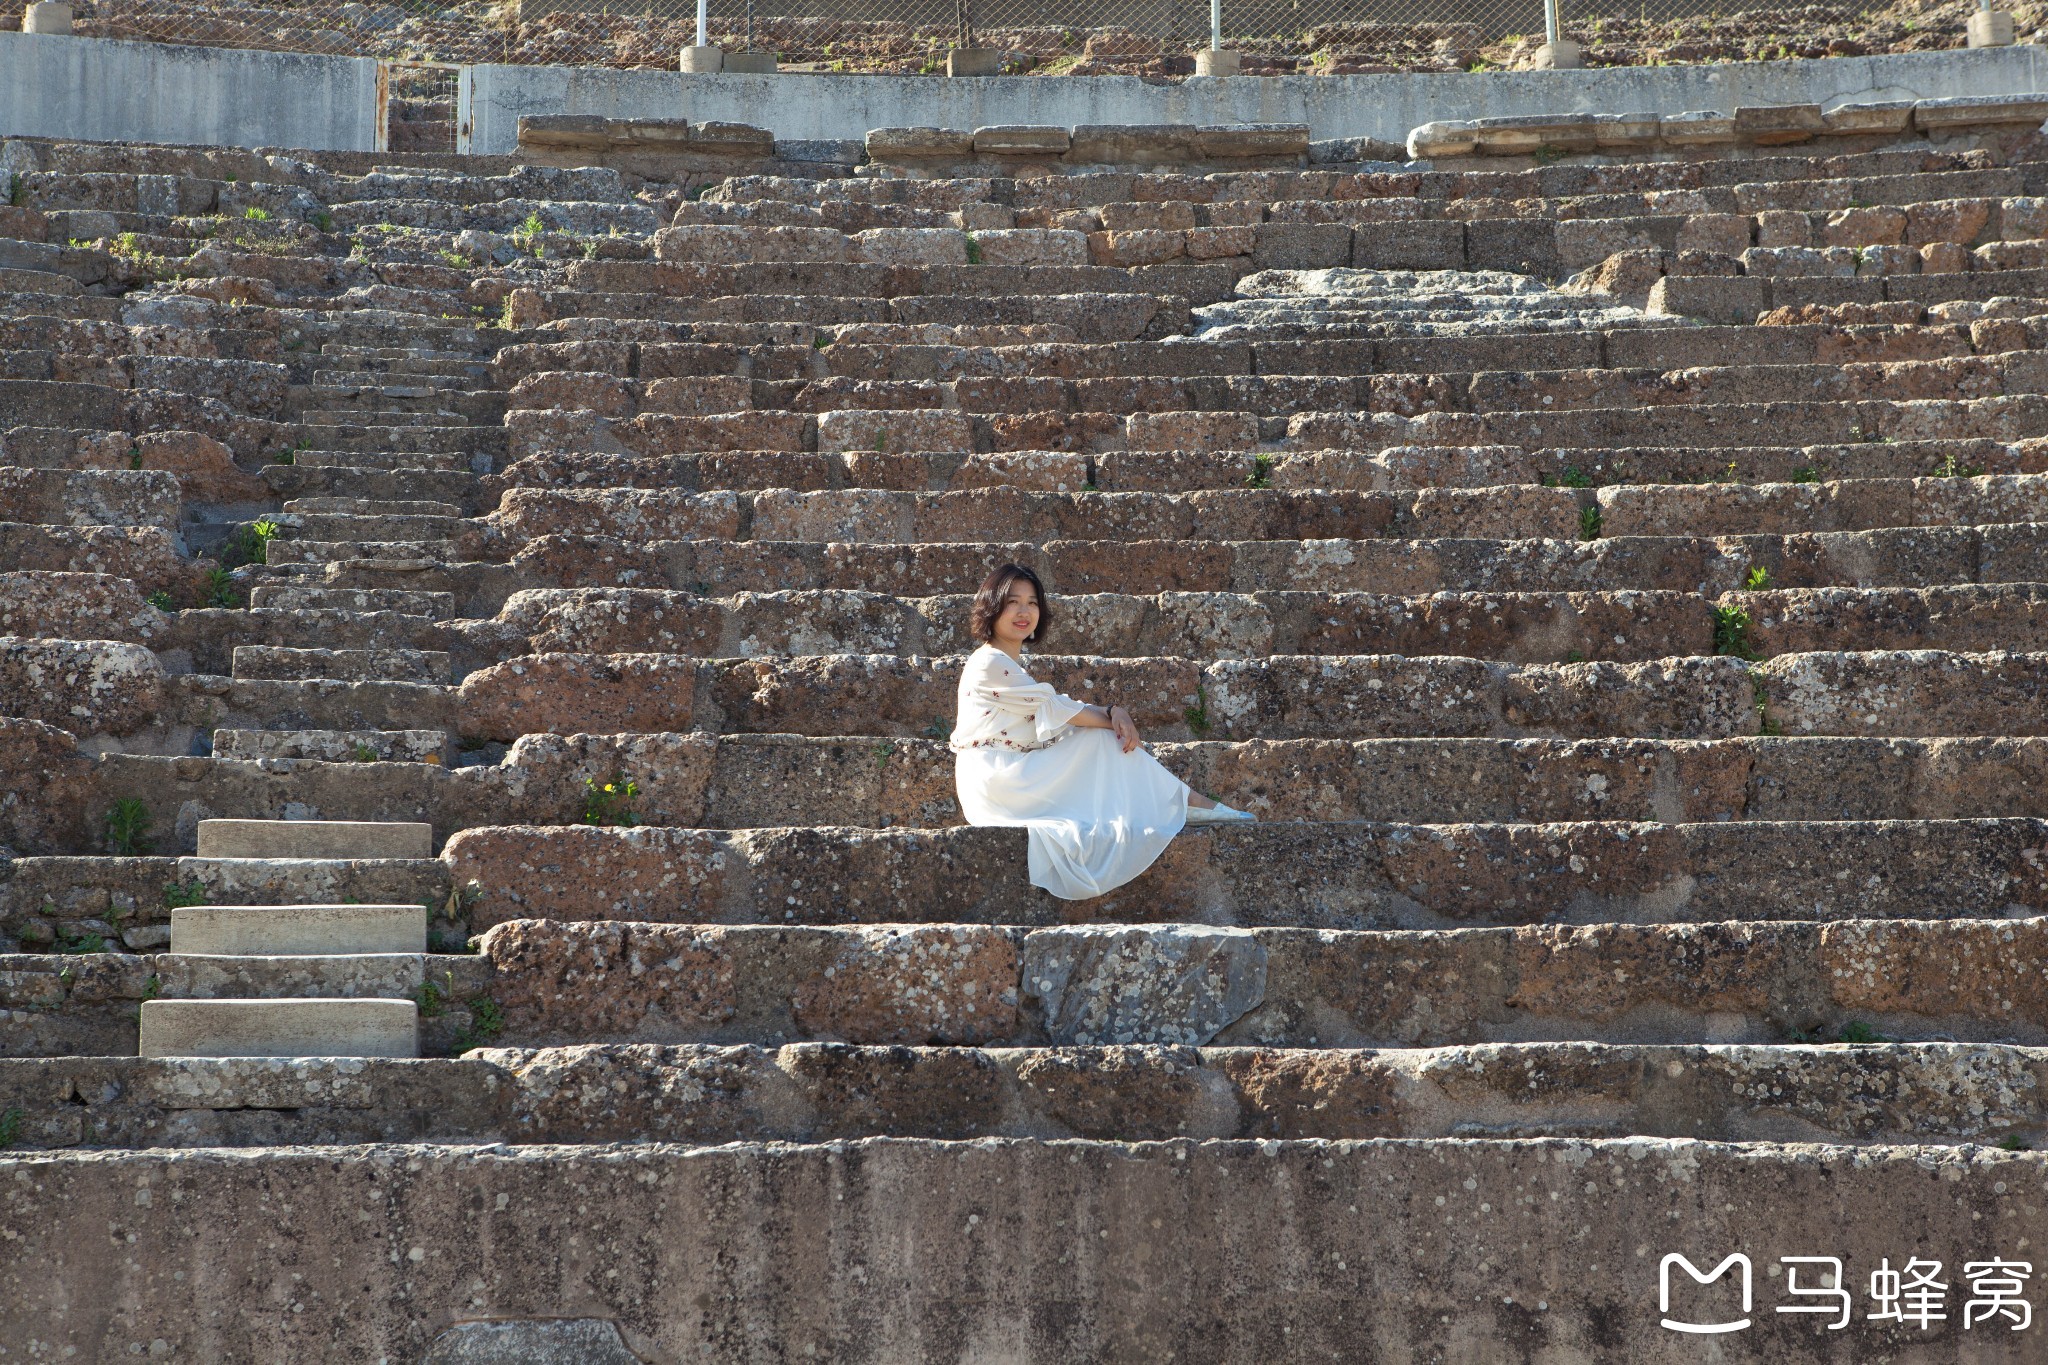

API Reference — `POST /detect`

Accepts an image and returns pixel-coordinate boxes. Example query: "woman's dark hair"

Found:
[970,563,1051,644]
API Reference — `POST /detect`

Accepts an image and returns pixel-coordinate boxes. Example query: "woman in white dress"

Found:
[950,563,1254,901]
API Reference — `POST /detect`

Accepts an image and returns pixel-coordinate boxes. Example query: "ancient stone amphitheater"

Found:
[13,94,2048,1359]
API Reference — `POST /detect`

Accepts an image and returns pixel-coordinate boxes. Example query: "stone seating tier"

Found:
[14,117,2048,1352]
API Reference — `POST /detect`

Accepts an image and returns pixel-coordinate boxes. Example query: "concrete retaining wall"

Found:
[470,46,2048,153]
[0,32,379,152]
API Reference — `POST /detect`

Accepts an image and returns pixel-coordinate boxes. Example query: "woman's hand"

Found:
[1108,704,1141,753]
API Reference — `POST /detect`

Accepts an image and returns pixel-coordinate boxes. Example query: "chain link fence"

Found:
[45,0,1972,74]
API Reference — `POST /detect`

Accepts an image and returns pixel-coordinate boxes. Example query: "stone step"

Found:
[459,525,2048,608]
[6,1134,2035,1356]
[169,905,428,955]
[210,727,453,763]
[282,497,465,519]
[265,537,469,567]
[4,1042,2046,1149]
[443,816,2048,932]
[264,463,485,509]
[247,585,456,618]
[230,644,455,684]
[449,648,2046,743]
[137,997,419,1058]
[484,582,2048,662]
[298,409,471,430]
[490,476,2048,549]
[307,424,501,455]
[293,449,478,473]
[93,731,2048,849]
[491,437,2038,497]
[281,512,466,542]
[195,819,435,860]
[467,915,2048,1050]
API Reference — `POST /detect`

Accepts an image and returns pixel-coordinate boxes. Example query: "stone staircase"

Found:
[10,104,2048,1355]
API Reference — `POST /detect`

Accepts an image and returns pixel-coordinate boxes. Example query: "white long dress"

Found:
[951,643,1190,900]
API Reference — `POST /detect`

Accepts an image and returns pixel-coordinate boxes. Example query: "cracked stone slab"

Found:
[1022,925,1266,1045]
[422,1318,645,1363]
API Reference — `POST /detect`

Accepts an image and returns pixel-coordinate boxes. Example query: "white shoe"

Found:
[1185,802,1254,824]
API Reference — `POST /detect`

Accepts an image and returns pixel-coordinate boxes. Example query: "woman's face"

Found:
[990,579,1041,649]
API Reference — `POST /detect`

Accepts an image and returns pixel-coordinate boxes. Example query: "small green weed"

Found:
[271,448,295,465]
[1578,505,1602,541]
[416,971,453,1019]
[1749,670,1782,736]
[453,995,505,1053]
[145,591,175,612]
[242,206,271,221]
[1932,452,1984,479]
[128,446,143,471]
[582,776,640,827]
[1183,688,1213,738]
[964,232,983,265]
[352,742,379,762]
[162,880,207,910]
[1545,464,1593,489]
[871,741,894,768]
[0,1107,21,1149]
[513,211,546,246]
[1998,1134,2033,1151]
[1743,566,1772,591]
[1712,605,1761,661]
[1563,649,1586,664]
[1243,454,1274,490]
[6,173,23,208]
[1789,465,1820,484]
[923,716,951,740]
[216,520,280,570]
[438,248,467,268]
[1835,1019,1886,1044]
[582,239,600,260]
[141,974,162,1001]
[203,567,242,609]
[57,926,107,954]
[310,210,333,233]
[105,798,155,855]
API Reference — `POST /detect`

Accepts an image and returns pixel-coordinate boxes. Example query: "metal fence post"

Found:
[1543,0,1560,46]
[1210,0,1221,51]
[695,0,708,50]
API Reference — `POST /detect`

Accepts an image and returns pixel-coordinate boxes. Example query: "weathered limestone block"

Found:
[459,654,699,740]
[852,228,969,266]
[865,128,975,159]
[816,409,974,455]
[506,370,637,418]
[0,572,164,644]
[493,488,742,542]
[1761,649,2048,736]
[972,126,1070,155]
[0,637,163,736]
[0,467,182,531]
[0,718,92,854]
[652,225,851,264]
[792,925,1020,1044]
[1023,926,1266,1046]
[1126,411,1257,451]
[966,230,1091,268]
[483,919,737,1041]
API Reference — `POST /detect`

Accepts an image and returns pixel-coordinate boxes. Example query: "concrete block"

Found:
[21,2,71,34]
[1193,124,1310,158]
[947,48,1002,77]
[721,51,777,74]
[679,45,724,74]
[195,819,435,860]
[1968,9,2015,47]
[1593,113,1659,148]
[170,904,429,956]
[1465,218,1560,275]
[1532,40,1580,70]
[1193,49,1240,77]
[1251,223,1352,270]
[139,998,419,1059]
[518,115,612,150]
[1407,120,1477,158]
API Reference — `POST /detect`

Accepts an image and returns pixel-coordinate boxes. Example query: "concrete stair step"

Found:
[209,727,453,763]
[170,905,429,955]
[4,1042,2045,1149]
[195,819,435,860]
[138,997,419,1058]
[230,644,454,684]
[443,816,2048,931]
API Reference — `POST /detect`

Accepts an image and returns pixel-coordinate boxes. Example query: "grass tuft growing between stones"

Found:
[105,799,155,856]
